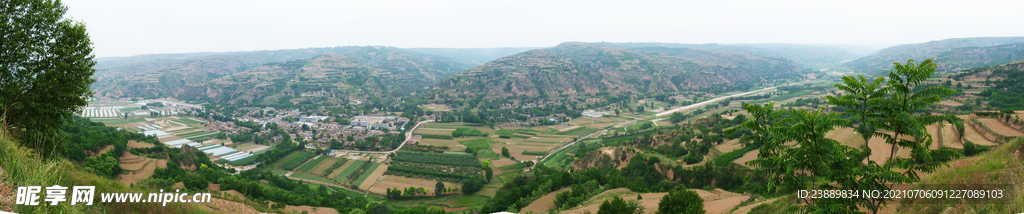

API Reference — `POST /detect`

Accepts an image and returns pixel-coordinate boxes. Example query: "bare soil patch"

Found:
[201,197,260,214]
[127,141,154,149]
[705,195,750,214]
[927,124,942,150]
[939,122,963,149]
[443,206,469,212]
[962,121,996,146]
[490,158,518,168]
[976,118,1024,136]
[285,204,339,214]
[733,149,758,168]
[826,127,866,148]
[558,126,581,132]
[714,139,743,154]
[939,100,963,106]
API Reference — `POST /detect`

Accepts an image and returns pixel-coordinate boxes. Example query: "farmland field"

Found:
[309,157,341,175]
[296,156,327,172]
[413,128,454,136]
[353,163,382,188]
[333,160,368,183]
[367,175,460,196]
[289,172,335,184]
[939,122,963,148]
[391,151,482,167]
[976,118,1024,136]
[416,138,461,148]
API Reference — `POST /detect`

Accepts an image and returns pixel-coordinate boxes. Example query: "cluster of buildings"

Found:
[347,116,408,130]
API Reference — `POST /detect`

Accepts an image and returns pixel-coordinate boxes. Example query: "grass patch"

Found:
[270,169,289,176]
[459,138,492,150]
[296,155,327,172]
[289,171,335,184]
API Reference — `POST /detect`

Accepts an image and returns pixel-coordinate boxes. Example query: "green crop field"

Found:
[296,156,327,172]
[289,172,335,184]
[333,160,367,183]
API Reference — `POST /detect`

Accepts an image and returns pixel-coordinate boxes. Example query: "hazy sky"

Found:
[63,0,1024,57]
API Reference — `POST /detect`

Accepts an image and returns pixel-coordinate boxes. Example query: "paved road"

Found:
[539,86,777,165]
[654,87,777,117]
[334,120,433,154]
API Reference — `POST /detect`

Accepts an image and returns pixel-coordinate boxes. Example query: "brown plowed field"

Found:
[309,158,338,175]
[976,118,1024,136]
[358,164,388,191]
[939,122,963,149]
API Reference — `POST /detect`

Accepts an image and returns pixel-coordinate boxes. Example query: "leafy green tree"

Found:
[826,75,886,158]
[847,59,963,214]
[501,146,510,157]
[656,189,703,214]
[1,0,96,153]
[435,180,445,196]
[598,196,645,214]
[484,166,493,182]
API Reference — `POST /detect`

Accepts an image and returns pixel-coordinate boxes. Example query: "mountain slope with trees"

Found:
[606,42,865,68]
[844,37,1024,74]
[431,42,808,100]
[96,47,478,103]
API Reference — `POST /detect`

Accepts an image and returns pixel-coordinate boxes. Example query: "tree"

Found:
[435,180,445,196]
[656,189,703,214]
[597,196,644,214]
[501,147,510,157]
[484,166,493,182]
[1,0,97,153]
[826,75,886,160]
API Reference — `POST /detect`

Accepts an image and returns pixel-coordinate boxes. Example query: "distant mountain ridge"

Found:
[934,42,1024,73]
[602,42,864,68]
[92,46,481,102]
[431,42,808,100]
[843,37,1024,74]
